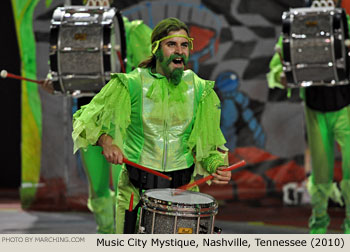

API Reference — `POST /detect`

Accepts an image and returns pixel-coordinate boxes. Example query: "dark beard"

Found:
[170,68,183,85]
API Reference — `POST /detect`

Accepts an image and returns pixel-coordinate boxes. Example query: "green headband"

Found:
[151,34,194,54]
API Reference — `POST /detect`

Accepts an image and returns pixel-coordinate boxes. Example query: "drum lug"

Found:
[138,226,146,234]
[214,226,222,234]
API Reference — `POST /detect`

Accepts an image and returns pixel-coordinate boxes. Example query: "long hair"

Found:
[139,18,190,68]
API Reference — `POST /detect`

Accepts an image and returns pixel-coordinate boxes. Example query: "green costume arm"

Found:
[266,36,284,89]
[123,17,152,73]
[72,75,131,153]
[188,81,227,175]
[266,36,294,97]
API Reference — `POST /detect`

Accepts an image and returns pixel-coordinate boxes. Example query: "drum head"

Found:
[144,188,214,205]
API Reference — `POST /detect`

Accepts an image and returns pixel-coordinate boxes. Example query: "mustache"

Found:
[166,54,187,65]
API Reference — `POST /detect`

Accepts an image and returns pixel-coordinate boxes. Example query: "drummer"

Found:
[267,0,350,234]
[72,17,232,234]
[42,0,154,234]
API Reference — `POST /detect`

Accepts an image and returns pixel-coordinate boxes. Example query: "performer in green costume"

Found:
[267,0,350,234]
[77,17,152,234]
[78,16,152,234]
[72,17,231,233]
[40,0,153,233]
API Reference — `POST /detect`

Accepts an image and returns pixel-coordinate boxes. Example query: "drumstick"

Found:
[116,51,126,73]
[1,70,44,85]
[128,192,134,212]
[123,158,172,181]
[173,160,246,194]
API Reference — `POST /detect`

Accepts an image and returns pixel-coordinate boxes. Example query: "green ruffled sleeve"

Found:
[72,74,131,153]
[266,36,293,97]
[266,36,284,89]
[188,81,227,177]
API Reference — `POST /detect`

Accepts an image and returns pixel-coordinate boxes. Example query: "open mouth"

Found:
[172,58,184,66]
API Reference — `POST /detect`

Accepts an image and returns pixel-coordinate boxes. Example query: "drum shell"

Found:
[282,7,350,87]
[49,6,126,95]
[139,188,218,234]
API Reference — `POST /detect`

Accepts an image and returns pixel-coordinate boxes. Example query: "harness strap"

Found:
[126,164,194,190]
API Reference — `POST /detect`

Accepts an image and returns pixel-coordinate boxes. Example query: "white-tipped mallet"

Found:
[0,69,43,84]
[274,45,284,64]
[1,70,8,78]
[345,39,350,48]
[274,45,282,54]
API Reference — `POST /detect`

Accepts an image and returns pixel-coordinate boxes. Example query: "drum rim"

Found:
[141,204,218,217]
[141,188,218,215]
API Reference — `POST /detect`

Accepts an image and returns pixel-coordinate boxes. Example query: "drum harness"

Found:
[123,164,194,233]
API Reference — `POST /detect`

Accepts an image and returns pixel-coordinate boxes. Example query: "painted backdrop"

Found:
[13,0,347,210]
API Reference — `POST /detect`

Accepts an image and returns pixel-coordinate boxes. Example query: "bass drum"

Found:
[282,7,350,87]
[49,6,126,95]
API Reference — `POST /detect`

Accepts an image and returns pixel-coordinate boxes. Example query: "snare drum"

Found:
[282,7,350,87]
[138,188,218,234]
[49,6,126,95]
